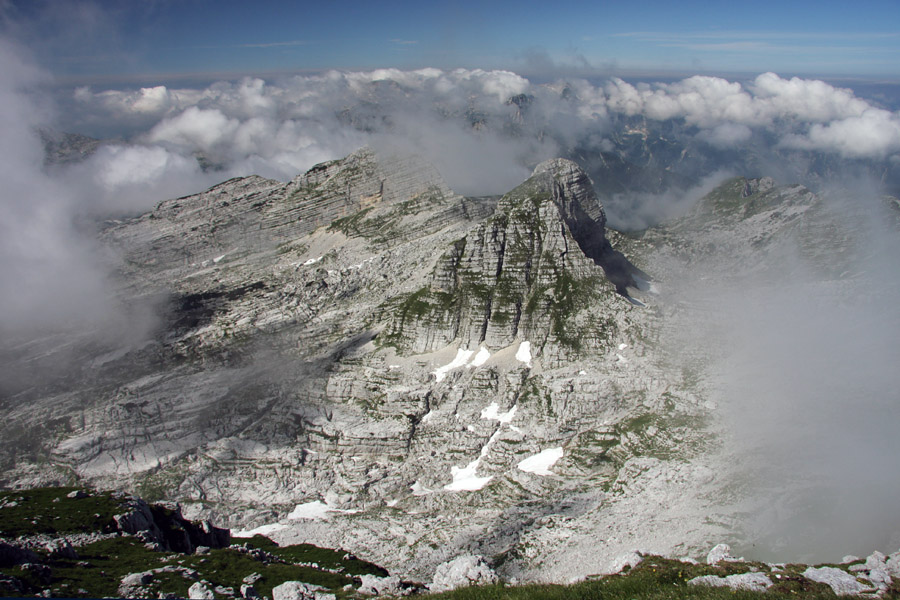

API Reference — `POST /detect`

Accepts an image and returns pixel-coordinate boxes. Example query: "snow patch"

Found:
[213,254,226,263]
[287,500,357,521]
[445,459,493,491]
[433,348,474,382]
[480,402,518,424]
[515,341,532,366]
[444,430,502,492]
[231,522,288,538]
[469,347,491,367]
[411,481,434,496]
[302,256,322,266]
[517,447,564,475]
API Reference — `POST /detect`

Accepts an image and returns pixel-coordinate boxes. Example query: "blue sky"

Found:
[3,0,899,82]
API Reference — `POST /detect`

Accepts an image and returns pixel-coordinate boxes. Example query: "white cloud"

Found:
[699,122,753,148]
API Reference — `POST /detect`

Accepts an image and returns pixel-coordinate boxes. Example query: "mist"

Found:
[654,185,900,562]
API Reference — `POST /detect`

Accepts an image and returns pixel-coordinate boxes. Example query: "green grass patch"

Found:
[424,556,845,600]
[0,487,124,537]
[235,535,388,577]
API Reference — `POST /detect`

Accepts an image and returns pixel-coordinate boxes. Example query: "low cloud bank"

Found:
[656,190,900,562]
[63,67,900,196]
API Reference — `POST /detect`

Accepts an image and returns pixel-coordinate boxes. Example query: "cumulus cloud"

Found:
[0,39,121,337]
[698,122,753,148]
[6,55,900,339]
[58,69,900,206]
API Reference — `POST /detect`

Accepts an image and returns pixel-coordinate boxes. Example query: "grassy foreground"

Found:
[2,487,898,598]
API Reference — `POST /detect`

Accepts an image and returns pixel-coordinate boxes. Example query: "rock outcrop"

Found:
[429,555,498,592]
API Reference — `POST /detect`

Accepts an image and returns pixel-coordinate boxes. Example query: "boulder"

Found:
[706,543,740,565]
[429,555,498,592]
[357,574,406,596]
[610,551,644,573]
[689,572,772,592]
[188,581,216,600]
[272,581,335,600]
[803,566,871,596]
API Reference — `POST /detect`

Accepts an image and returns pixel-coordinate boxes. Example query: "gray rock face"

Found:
[429,555,498,592]
[0,542,39,567]
[2,150,795,583]
[113,497,229,553]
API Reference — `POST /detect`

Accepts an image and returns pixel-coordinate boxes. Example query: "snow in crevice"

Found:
[517,447,564,476]
[411,481,434,496]
[444,429,503,492]
[480,402,518,424]
[515,341,532,366]
[288,500,358,520]
[433,348,474,382]
[444,457,493,491]
[231,522,288,538]
[231,499,358,537]
[469,347,491,367]
[432,346,491,381]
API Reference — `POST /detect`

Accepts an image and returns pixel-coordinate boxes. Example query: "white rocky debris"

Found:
[429,555,499,592]
[610,551,644,573]
[706,543,741,564]
[357,574,408,596]
[803,566,872,596]
[516,447,564,475]
[689,572,773,592]
[188,581,215,600]
[272,581,336,600]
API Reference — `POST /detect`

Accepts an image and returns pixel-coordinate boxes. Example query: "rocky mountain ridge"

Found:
[1,147,889,584]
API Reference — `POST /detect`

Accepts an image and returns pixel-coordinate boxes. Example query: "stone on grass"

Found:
[610,551,643,573]
[188,581,215,600]
[689,572,772,592]
[358,574,406,596]
[706,543,740,565]
[272,581,335,600]
[803,566,870,596]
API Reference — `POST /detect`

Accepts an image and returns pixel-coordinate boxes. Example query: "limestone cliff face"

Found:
[0,148,726,584]
[384,158,617,363]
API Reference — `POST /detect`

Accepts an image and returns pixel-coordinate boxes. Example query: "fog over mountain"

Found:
[3,34,900,570]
